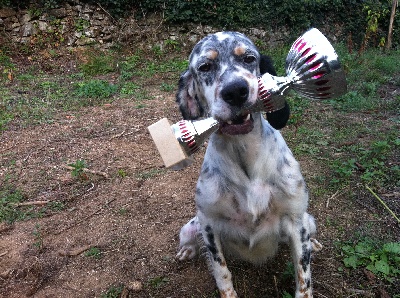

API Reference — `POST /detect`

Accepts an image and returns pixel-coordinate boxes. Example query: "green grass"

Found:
[79,54,117,76]
[0,45,188,131]
[101,285,124,298]
[84,246,102,259]
[0,187,63,223]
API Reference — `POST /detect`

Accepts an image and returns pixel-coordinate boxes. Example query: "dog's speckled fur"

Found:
[176,32,321,298]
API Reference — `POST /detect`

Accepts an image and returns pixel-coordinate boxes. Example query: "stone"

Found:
[11,21,20,29]
[38,21,49,31]
[20,13,32,25]
[93,12,104,20]
[80,13,90,21]
[21,23,33,37]
[0,8,16,18]
[82,4,93,14]
[189,34,199,43]
[49,8,68,18]
[75,36,96,46]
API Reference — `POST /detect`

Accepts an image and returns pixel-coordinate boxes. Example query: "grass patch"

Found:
[74,79,117,99]
[84,246,102,259]
[79,54,117,76]
[101,284,124,298]
[0,188,26,223]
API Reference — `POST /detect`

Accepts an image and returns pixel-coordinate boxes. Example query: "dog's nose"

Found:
[221,79,249,107]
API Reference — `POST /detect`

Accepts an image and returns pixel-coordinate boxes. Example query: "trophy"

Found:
[148,28,347,170]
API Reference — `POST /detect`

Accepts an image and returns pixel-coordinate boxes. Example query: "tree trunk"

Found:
[386,0,398,50]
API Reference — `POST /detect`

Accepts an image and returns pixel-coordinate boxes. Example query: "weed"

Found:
[164,39,181,51]
[79,54,116,76]
[74,18,90,33]
[330,137,399,188]
[135,168,165,180]
[0,110,14,131]
[84,246,102,259]
[0,51,15,80]
[160,82,175,92]
[151,44,163,58]
[0,188,25,223]
[101,284,123,298]
[49,201,65,211]
[282,291,293,298]
[33,224,44,251]
[340,239,400,282]
[68,159,86,179]
[117,168,127,178]
[120,81,140,95]
[282,261,295,281]
[148,276,169,289]
[74,79,117,99]
[118,208,128,216]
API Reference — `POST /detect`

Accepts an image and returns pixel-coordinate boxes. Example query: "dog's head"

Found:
[176,32,276,135]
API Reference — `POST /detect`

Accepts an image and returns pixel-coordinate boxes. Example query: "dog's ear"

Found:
[266,101,291,130]
[176,70,204,120]
[260,55,290,129]
[259,54,277,76]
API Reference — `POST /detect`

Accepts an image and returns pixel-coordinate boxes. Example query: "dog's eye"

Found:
[198,63,212,72]
[243,55,256,63]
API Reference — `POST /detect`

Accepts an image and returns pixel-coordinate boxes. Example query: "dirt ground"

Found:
[0,47,399,298]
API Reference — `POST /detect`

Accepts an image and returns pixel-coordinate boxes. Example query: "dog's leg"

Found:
[288,213,317,298]
[202,225,238,298]
[177,216,200,260]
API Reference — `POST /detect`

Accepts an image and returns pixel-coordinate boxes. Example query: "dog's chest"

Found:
[197,175,289,231]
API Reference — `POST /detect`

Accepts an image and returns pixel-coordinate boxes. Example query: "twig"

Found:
[86,183,95,192]
[273,275,279,298]
[366,185,400,224]
[0,251,8,257]
[109,129,126,140]
[96,2,117,23]
[63,165,109,178]
[13,200,49,207]
[59,244,92,256]
[347,288,374,297]
[326,187,348,208]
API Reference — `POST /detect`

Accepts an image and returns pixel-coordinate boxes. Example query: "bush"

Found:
[1,0,398,49]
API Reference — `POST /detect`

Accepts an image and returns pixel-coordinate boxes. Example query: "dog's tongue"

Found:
[219,117,254,135]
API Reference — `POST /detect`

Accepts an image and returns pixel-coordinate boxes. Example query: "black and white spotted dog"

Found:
[176,32,322,298]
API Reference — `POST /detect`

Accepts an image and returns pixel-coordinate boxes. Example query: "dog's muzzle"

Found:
[221,79,249,107]
[219,113,253,135]
[218,79,254,135]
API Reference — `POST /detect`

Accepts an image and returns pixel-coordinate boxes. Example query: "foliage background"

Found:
[1,0,398,49]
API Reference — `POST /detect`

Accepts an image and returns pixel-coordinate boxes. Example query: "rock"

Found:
[38,21,48,31]
[80,13,91,21]
[21,23,34,37]
[93,12,104,20]
[50,8,68,18]
[75,36,96,46]
[0,8,16,18]
[20,13,32,25]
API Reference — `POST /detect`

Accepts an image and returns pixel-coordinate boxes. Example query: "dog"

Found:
[175,31,322,298]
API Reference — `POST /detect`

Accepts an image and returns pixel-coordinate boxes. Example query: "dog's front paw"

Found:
[311,238,322,252]
[219,288,238,298]
[176,245,197,261]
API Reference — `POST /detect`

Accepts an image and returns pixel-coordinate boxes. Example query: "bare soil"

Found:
[0,47,399,298]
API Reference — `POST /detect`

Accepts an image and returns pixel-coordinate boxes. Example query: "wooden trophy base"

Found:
[147,118,194,170]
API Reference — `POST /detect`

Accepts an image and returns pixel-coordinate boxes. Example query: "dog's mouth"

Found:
[218,113,254,135]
